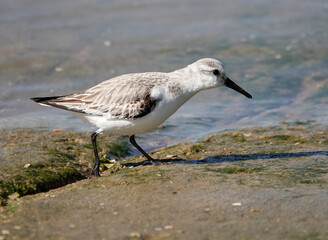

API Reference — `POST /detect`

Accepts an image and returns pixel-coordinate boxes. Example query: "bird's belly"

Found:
[84,93,193,135]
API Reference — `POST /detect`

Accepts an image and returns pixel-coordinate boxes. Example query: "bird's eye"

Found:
[213,69,220,76]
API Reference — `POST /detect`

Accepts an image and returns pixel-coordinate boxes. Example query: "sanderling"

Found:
[31,58,252,176]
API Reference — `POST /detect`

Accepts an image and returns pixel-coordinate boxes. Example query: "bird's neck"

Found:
[170,67,207,94]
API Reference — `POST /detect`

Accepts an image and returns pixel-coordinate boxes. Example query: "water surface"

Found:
[1,0,327,150]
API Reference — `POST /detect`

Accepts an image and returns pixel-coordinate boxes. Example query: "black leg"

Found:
[129,135,154,162]
[91,132,101,177]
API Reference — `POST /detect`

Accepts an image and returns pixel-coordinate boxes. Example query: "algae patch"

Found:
[124,121,328,189]
[204,166,266,174]
[0,164,83,206]
[0,129,129,206]
[1,122,327,206]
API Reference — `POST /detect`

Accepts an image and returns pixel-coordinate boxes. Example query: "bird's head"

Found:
[186,58,252,99]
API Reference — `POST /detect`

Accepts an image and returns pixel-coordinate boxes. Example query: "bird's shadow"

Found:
[121,151,328,167]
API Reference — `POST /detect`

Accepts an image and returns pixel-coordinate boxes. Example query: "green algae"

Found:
[105,139,131,160]
[0,145,86,205]
[46,149,75,161]
[199,158,328,188]
[0,163,83,206]
[270,160,328,187]
[230,133,246,142]
[204,166,266,174]
[0,129,130,206]
[265,135,296,141]
[1,122,327,206]
[189,144,205,153]
[120,121,328,190]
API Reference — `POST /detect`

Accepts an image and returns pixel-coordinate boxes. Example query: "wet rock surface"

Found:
[0,122,327,239]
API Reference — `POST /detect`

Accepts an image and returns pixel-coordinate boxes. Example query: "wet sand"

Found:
[1,122,327,239]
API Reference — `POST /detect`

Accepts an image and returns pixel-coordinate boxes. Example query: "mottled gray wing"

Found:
[34,75,161,119]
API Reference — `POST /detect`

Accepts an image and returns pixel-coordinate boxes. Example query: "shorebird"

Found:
[31,58,252,177]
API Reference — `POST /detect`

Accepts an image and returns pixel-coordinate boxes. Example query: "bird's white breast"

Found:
[84,89,195,136]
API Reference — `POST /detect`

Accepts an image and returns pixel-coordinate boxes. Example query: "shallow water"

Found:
[0,0,327,150]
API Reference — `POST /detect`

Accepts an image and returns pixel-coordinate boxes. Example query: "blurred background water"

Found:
[0,0,327,150]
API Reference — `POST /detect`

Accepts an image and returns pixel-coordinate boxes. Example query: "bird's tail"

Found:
[31,96,61,103]
[30,96,68,108]
[30,95,85,113]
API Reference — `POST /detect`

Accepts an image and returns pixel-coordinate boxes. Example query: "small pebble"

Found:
[129,232,141,238]
[164,225,174,230]
[159,233,171,239]
[203,208,210,212]
[232,202,242,206]
[55,67,63,72]
[155,227,162,231]
[53,129,64,132]
[13,226,21,230]
[8,193,19,200]
[24,163,31,168]
[50,194,55,198]
[251,208,260,213]
[1,230,10,235]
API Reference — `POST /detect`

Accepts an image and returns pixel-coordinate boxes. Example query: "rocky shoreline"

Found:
[1,122,327,239]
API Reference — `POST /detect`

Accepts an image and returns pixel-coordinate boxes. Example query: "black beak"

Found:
[224,78,252,99]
